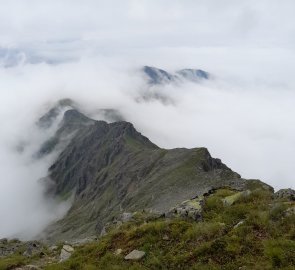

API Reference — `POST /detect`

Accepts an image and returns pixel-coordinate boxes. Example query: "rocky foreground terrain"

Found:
[0,103,294,269]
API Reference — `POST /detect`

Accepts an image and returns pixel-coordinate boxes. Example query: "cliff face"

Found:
[39,108,261,241]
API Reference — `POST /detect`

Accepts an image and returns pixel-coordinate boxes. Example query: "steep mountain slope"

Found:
[39,108,260,242]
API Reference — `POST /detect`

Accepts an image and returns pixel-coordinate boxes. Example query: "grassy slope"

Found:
[2,186,293,270]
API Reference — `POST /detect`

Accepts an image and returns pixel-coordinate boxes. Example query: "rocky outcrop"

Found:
[275,188,295,201]
[167,197,204,221]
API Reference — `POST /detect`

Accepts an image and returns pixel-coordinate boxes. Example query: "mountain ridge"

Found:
[37,106,269,242]
[142,66,210,85]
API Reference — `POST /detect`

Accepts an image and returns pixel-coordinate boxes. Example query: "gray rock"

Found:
[124,249,146,260]
[275,189,295,201]
[121,212,134,223]
[62,245,74,253]
[167,197,204,221]
[59,245,74,262]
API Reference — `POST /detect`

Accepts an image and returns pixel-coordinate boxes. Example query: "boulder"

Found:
[275,189,295,201]
[60,245,74,262]
[124,249,146,260]
[62,245,74,253]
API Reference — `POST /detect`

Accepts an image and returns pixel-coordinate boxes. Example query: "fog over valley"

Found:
[0,0,295,240]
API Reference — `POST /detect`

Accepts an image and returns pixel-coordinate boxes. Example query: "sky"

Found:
[0,0,295,238]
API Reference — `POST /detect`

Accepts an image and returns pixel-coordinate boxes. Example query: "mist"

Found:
[1,0,295,239]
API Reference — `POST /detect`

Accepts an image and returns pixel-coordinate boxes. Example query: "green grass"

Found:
[1,187,294,270]
[0,254,28,270]
[43,188,294,269]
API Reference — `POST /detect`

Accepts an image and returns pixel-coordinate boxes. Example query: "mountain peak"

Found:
[63,109,94,126]
[142,65,210,85]
[143,66,176,84]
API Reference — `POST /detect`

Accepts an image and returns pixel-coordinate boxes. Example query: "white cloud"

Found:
[0,0,295,239]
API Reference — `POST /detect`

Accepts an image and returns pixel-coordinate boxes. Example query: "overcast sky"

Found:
[1,1,295,53]
[0,0,295,238]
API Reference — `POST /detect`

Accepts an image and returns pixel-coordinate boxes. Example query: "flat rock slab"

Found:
[124,249,146,260]
[60,245,74,262]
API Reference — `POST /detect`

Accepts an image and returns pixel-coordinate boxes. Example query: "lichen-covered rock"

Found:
[124,250,146,260]
[222,190,251,206]
[167,196,204,221]
[275,188,295,201]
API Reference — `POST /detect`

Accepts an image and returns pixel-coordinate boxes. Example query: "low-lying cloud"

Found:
[1,0,295,239]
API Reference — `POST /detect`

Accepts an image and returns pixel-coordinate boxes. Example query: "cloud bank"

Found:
[0,0,295,239]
